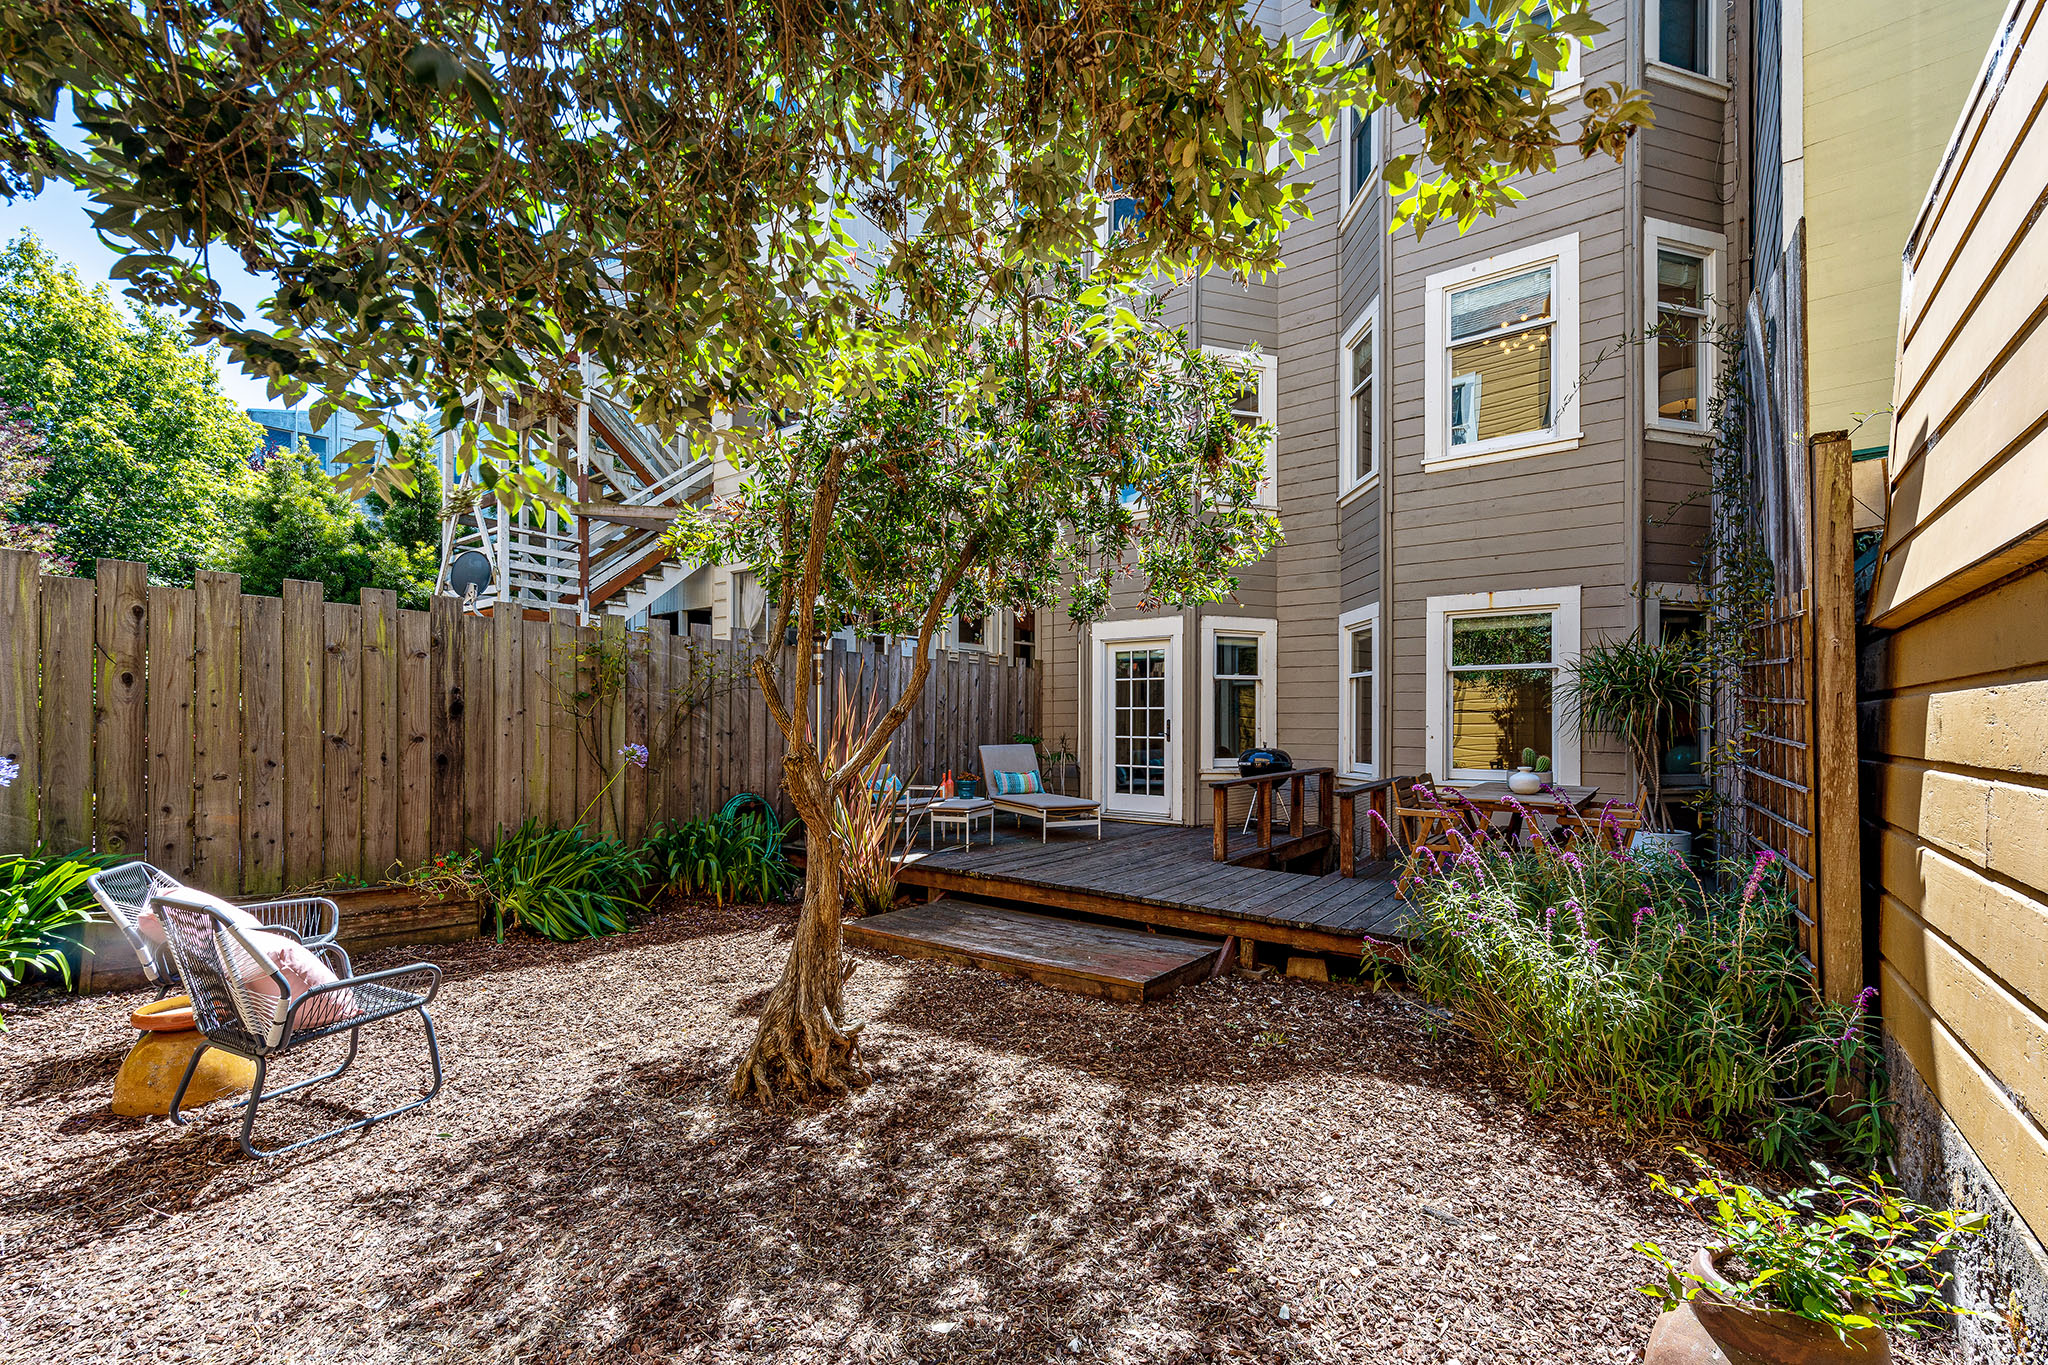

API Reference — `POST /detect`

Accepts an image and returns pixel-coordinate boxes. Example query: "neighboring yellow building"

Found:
[1784,0,2008,523]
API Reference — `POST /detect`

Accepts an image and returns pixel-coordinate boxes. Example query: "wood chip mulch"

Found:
[0,899,1957,1365]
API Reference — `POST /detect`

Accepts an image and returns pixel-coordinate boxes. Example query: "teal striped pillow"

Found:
[992,770,1042,796]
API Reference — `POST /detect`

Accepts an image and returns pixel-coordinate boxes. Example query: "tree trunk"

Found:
[728,771,870,1105]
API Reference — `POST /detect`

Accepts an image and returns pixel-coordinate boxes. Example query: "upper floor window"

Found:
[1347,108,1377,205]
[1203,346,1277,505]
[1644,218,1725,434]
[1423,234,1581,470]
[1648,0,1724,90]
[1339,304,1378,494]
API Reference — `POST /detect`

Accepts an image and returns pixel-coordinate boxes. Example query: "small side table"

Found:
[927,796,995,849]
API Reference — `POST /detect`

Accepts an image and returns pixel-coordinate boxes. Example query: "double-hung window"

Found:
[1346,107,1376,206]
[1424,234,1580,469]
[1202,346,1277,505]
[1644,219,1724,435]
[1339,304,1378,494]
[1199,616,1276,773]
[1336,604,1378,778]
[1425,587,1582,783]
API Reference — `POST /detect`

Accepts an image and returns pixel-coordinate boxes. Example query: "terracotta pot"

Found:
[1644,1248,1890,1365]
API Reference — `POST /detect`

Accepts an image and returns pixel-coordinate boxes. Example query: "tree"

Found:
[0,0,1648,488]
[668,259,1281,1103]
[366,424,446,557]
[230,446,439,607]
[0,234,259,581]
[0,412,70,575]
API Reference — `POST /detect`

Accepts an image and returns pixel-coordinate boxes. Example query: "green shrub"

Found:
[1397,837,1883,1167]
[642,812,797,906]
[1635,1153,1985,1341]
[0,852,104,1006]
[480,820,648,942]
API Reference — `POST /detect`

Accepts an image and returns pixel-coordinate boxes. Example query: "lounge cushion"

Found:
[136,890,262,947]
[991,792,1099,812]
[992,769,1042,796]
[237,931,362,1031]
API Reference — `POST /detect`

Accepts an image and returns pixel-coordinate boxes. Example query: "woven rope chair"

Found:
[85,861,342,998]
[150,888,444,1158]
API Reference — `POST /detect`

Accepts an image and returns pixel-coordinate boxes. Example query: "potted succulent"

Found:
[1634,1155,1985,1364]
[1563,630,1703,856]
[1508,748,1550,795]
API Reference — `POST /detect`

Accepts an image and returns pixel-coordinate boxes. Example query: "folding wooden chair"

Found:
[1393,779,1479,895]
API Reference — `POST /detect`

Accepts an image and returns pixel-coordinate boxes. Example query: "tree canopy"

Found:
[0,233,258,581]
[230,443,442,607]
[1,0,1647,492]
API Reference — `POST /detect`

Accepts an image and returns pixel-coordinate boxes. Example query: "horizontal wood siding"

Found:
[1862,564,2048,1246]
[1871,0,2048,626]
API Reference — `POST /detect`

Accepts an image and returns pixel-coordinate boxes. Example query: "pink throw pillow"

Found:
[237,930,362,1032]
[136,889,262,947]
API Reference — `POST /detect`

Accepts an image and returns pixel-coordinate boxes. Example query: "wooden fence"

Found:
[0,551,1036,896]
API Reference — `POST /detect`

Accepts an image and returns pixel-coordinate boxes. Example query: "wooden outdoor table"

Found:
[1418,781,1601,845]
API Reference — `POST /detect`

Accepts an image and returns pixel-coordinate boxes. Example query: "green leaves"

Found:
[480,819,648,942]
[0,852,104,1009]
[1635,1152,1990,1340]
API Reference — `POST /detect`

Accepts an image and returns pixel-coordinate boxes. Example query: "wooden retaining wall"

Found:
[0,551,1036,894]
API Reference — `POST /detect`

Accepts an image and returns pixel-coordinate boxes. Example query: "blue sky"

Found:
[0,129,283,411]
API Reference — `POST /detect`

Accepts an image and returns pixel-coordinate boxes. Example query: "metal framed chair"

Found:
[150,888,443,1158]
[85,861,342,998]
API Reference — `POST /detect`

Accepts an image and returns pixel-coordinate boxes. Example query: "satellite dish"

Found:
[448,550,494,605]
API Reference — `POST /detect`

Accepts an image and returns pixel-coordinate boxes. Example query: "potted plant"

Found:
[1564,630,1703,855]
[1634,1155,1986,1364]
[1508,748,1551,795]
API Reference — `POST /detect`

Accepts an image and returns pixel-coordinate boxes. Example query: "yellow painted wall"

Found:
[1803,0,2007,451]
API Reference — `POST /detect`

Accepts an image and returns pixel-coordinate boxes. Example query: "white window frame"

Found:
[1202,345,1278,506]
[1532,1,1584,99]
[1424,587,1582,785]
[1644,218,1725,439]
[1338,303,1381,500]
[1198,615,1277,777]
[1645,0,1729,98]
[1423,233,1582,472]
[1337,40,1382,233]
[1336,602,1381,780]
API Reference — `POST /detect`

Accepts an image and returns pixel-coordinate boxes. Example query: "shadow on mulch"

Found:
[357,1045,1282,1362]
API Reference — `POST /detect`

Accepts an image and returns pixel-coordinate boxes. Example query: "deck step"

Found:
[846,899,1225,1004]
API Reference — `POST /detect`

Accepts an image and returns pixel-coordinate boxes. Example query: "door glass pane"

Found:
[1112,647,1168,796]
[1450,613,1553,667]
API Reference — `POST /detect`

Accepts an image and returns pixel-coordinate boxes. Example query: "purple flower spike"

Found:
[1632,906,1653,927]
[1740,849,1777,911]
[1582,937,1601,963]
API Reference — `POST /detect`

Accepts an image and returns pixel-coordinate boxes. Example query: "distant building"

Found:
[246,407,437,474]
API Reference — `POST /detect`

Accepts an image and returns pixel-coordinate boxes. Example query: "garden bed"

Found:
[0,899,1957,1365]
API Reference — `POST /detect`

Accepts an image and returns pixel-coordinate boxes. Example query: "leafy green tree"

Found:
[366,424,445,556]
[231,446,438,607]
[0,0,1648,491]
[669,260,1281,1103]
[0,234,259,581]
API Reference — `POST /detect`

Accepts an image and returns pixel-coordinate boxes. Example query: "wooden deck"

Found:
[846,899,1226,1002]
[863,818,1412,959]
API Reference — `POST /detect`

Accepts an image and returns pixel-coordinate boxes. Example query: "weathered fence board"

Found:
[0,560,1036,893]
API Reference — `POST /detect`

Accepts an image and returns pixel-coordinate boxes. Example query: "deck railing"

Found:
[1333,777,1399,878]
[1206,767,1336,869]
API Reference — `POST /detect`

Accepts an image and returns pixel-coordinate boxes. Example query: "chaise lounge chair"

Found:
[979,744,1102,842]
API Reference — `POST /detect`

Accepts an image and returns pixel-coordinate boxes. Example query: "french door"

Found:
[1098,637,1178,819]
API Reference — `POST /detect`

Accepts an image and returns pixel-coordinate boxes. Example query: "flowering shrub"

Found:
[1398,836,1884,1167]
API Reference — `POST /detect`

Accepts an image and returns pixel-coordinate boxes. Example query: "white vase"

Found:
[1631,829,1694,859]
[1507,767,1544,795]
